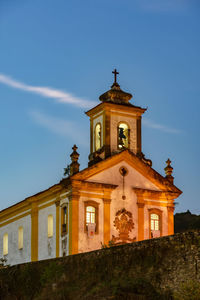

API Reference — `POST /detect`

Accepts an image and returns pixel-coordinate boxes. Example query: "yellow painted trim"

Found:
[92,111,104,119]
[0,202,31,221]
[110,111,139,118]
[33,190,62,206]
[72,180,117,193]
[0,211,30,227]
[69,194,79,255]
[90,118,93,153]
[39,200,56,211]
[167,206,174,235]
[133,187,178,201]
[137,201,144,241]
[31,203,38,262]
[86,102,146,117]
[80,192,104,199]
[28,185,62,204]
[144,200,172,207]
[105,110,111,157]
[136,117,141,154]
[0,184,64,222]
[103,111,105,145]
[103,199,111,245]
[56,200,60,257]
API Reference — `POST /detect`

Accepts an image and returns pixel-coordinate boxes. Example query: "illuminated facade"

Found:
[0,70,182,265]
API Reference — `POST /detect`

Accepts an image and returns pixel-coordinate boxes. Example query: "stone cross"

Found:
[112,69,119,83]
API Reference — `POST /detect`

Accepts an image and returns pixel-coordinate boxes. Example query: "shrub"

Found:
[174,280,200,300]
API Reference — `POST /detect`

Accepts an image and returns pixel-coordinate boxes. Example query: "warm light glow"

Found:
[48,215,53,237]
[95,123,101,151]
[151,214,159,230]
[62,206,68,234]
[18,226,23,249]
[86,206,95,224]
[118,123,129,148]
[3,233,8,255]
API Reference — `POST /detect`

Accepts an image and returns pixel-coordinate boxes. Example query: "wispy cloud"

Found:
[137,0,189,13]
[143,118,182,134]
[30,110,88,146]
[0,73,96,108]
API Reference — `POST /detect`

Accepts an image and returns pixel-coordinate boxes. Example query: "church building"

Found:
[0,70,182,265]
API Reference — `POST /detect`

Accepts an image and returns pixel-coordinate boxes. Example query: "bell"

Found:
[118,128,126,148]
[119,127,126,140]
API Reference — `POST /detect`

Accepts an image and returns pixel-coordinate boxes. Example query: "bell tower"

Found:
[86,70,146,166]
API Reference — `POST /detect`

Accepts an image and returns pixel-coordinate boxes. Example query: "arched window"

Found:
[95,123,101,151]
[84,201,99,234]
[149,209,162,238]
[48,215,53,238]
[18,226,23,249]
[118,122,129,149]
[3,233,8,255]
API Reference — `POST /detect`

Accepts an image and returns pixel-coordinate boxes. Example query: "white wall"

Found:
[0,161,169,265]
[87,161,162,243]
[88,161,159,191]
[38,203,56,261]
[0,214,31,265]
[78,196,103,253]
[144,205,168,239]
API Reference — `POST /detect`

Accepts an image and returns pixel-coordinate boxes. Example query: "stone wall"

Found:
[1,231,200,299]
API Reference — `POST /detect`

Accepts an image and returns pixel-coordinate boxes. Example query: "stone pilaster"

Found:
[167,206,175,235]
[31,202,38,262]
[137,198,145,241]
[55,198,60,257]
[69,190,80,255]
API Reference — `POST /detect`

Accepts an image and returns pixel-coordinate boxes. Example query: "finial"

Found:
[164,158,174,183]
[69,145,80,176]
[72,144,78,153]
[99,69,132,104]
[112,69,119,84]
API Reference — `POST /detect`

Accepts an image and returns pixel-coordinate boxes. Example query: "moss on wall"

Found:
[1,231,200,299]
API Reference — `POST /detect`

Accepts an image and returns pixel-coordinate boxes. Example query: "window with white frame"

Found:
[84,201,99,233]
[150,213,159,231]
[86,206,96,225]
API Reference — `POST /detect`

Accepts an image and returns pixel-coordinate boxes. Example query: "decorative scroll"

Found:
[112,208,136,245]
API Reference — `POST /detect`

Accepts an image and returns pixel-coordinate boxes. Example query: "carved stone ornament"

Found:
[112,208,136,245]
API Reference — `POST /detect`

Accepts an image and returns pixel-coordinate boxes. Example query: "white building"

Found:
[0,71,182,265]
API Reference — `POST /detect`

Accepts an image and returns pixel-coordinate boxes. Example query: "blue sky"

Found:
[0,0,199,213]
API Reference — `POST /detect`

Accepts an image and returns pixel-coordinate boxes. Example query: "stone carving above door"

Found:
[112,208,136,245]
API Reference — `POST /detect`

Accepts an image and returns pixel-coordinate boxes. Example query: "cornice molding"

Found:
[85,102,146,117]
[132,187,180,200]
